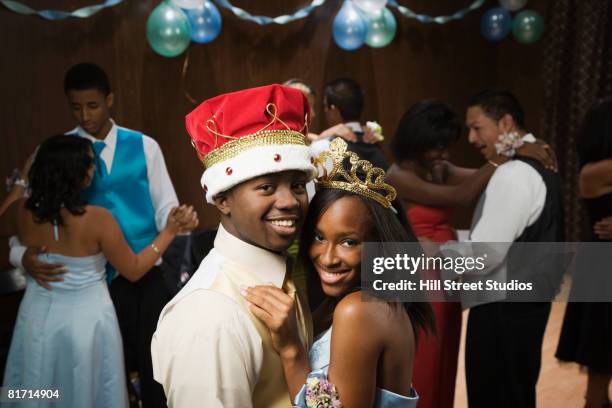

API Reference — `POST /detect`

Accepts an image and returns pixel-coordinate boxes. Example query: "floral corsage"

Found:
[366,121,384,142]
[304,376,343,408]
[495,131,524,157]
[6,168,20,192]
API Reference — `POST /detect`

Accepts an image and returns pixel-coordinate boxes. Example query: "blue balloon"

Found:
[333,0,368,51]
[186,0,222,44]
[480,7,512,42]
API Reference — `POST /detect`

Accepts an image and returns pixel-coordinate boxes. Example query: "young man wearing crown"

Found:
[151,84,315,408]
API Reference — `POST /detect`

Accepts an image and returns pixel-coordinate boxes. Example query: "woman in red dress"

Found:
[386,100,494,408]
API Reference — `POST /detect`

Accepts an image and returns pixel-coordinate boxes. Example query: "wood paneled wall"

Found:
[0,0,550,267]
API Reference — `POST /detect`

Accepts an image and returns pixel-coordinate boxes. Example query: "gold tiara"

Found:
[314,138,397,208]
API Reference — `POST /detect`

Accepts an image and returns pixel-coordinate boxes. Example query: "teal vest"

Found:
[80,127,158,279]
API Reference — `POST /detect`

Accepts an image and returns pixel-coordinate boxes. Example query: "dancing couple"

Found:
[152,84,433,407]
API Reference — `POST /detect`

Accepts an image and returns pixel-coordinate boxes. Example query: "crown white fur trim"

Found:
[201,144,316,203]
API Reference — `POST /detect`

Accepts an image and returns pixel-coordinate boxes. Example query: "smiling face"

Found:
[309,195,372,297]
[67,88,113,139]
[466,106,502,160]
[466,105,518,160]
[215,170,309,253]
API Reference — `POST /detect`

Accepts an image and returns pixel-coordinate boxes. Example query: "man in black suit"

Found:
[323,78,389,170]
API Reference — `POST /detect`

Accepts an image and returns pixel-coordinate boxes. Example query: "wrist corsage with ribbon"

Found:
[304,376,343,408]
[495,131,524,157]
[5,168,28,192]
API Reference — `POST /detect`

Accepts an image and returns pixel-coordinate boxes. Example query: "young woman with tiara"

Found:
[242,138,435,407]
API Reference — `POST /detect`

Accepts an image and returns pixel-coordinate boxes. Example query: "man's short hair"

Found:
[468,89,525,130]
[324,78,363,122]
[64,63,111,96]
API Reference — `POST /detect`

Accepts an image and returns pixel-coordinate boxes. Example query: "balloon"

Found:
[332,0,368,51]
[498,0,527,12]
[146,1,192,57]
[512,10,544,44]
[365,8,396,48]
[171,0,203,9]
[480,7,512,42]
[187,0,222,44]
[353,0,387,15]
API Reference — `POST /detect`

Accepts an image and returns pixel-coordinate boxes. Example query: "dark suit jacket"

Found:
[337,132,389,170]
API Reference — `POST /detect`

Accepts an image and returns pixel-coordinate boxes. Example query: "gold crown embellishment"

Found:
[314,138,397,208]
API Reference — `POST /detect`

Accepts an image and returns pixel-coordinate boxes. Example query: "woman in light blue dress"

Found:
[1,135,190,407]
[243,139,435,407]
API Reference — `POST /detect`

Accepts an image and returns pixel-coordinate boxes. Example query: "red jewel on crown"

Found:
[274,154,281,162]
[225,167,233,175]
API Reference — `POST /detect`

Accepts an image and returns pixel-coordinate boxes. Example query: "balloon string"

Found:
[387,0,485,24]
[214,0,326,25]
[182,48,198,104]
[0,0,122,20]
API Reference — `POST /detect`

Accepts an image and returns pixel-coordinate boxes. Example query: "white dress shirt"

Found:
[9,120,178,268]
[152,224,287,407]
[441,159,547,308]
[470,159,546,243]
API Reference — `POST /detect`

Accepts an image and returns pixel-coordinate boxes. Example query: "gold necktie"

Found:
[283,259,313,350]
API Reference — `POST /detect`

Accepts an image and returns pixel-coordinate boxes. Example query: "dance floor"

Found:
[453,281,612,407]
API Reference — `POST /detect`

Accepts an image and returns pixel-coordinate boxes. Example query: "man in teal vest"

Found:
[9,63,197,408]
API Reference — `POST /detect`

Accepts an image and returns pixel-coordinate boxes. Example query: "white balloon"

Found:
[353,0,387,15]
[171,0,204,10]
[498,0,527,12]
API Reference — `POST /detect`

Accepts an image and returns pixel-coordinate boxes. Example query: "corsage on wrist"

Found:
[6,169,27,191]
[305,377,343,408]
[495,131,524,157]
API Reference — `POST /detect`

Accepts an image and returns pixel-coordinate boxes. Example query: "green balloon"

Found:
[365,8,397,48]
[512,10,544,44]
[146,1,192,58]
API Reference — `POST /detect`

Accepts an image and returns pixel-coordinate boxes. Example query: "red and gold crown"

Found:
[185,84,316,203]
